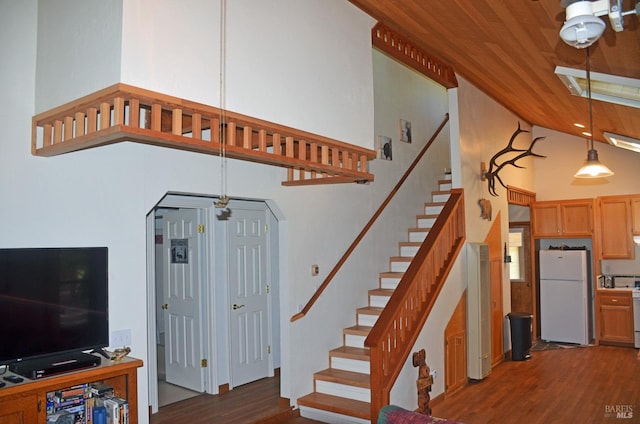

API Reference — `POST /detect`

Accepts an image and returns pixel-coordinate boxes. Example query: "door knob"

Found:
[161,303,169,310]
[232,303,245,310]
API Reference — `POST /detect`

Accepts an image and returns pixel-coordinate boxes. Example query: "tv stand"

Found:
[0,354,142,424]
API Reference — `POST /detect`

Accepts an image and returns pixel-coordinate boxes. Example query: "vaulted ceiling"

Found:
[350,0,640,146]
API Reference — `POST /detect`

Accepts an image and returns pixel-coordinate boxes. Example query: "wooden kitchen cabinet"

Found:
[631,196,640,235]
[0,356,142,423]
[531,199,593,237]
[597,291,634,346]
[598,196,634,259]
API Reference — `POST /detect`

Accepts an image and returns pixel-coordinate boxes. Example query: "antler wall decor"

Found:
[481,122,546,196]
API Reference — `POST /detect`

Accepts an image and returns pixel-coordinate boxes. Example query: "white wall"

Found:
[456,76,534,349]
[456,77,536,243]
[532,127,640,200]
[370,49,450,270]
[35,0,123,112]
[120,0,375,148]
[4,1,380,422]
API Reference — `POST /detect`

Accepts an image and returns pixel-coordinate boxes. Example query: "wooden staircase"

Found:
[297,178,454,423]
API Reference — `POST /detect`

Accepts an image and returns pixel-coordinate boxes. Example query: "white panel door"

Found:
[162,209,204,392]
[229,208,271,387]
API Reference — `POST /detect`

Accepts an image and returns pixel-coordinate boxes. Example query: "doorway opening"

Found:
[507,200,536,339]
[146,193,284,413]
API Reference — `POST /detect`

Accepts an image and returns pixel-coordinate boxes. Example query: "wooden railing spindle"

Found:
[53,120,62,144]
[43,123,52,147]
[99,102,110,131]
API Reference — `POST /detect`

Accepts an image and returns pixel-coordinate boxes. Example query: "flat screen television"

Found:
[0,247,109,366]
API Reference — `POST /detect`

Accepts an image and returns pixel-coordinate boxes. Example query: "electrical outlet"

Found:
[430,369,437,380]
[111,329,131,347]
[311,264,319,276]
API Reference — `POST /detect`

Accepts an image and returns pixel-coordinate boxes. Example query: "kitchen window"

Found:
[509,228,525,281]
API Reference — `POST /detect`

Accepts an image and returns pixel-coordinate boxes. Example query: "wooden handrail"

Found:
[365,189,466,423]
[290,114,450,322]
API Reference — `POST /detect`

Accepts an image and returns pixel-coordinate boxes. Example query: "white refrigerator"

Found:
[539,249,591,345]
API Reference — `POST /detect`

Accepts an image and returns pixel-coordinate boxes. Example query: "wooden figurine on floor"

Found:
[412,348,434,415]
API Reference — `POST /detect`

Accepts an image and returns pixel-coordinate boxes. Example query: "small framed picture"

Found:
[378,135,392,160]
[171,239,189,264]
[400,119,412,143]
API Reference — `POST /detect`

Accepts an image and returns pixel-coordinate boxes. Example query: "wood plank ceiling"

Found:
[350,0,640,146]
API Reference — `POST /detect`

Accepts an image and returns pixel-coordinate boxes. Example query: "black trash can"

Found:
[508,312,532,361]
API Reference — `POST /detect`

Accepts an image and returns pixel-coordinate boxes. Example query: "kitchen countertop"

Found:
[596,287,635,292]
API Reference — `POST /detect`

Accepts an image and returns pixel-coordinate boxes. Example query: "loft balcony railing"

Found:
[31,83,376,186]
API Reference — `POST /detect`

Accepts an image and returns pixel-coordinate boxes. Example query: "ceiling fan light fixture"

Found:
[560,1,606,48]
[574,149,615,177]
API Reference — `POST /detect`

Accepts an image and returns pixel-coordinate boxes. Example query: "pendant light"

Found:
[574,47,614,178]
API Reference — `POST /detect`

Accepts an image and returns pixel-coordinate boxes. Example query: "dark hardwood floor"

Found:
[150,345,639,423]
[149,372,321,424]
[432,345,640,424]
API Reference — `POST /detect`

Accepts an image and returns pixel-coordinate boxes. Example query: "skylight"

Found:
[604,132,640,153]
[554,66,640,109]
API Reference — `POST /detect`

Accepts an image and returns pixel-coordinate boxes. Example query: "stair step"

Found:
[438,179,452,191]
[424,202,445,215]
[313,368,370,402]
[343,325,372,336]
[368,288,394,307]
[356,306,383,327]
[298,392,371,421]
[330,346,370,361]
[416,214,437,228]
[408,228,429,242]
[330,346,370,374]
[343,325,371,348]
[399,241,421,257]
[379,272,403,290]
[389,256,411,272]
[314,368,370,388]
[432,190,451,203]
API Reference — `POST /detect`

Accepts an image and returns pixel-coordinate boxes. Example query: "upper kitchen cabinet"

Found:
[632,197,640,235]
[531,199,593,238]
[598,195,634,259]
